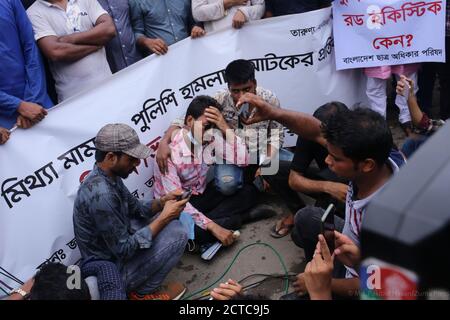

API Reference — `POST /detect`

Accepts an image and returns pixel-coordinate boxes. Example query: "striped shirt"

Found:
[343,156,403,278]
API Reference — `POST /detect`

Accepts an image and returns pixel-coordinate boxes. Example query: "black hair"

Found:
[313,101,349,124]
[184,95,222,124]
[323,107,393,167]
[224,59,256,85]
[95,150,123,162]
[29,263,91,300]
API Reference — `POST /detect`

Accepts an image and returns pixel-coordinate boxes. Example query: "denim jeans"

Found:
[401,135,429,158]
[214,148,294,196]
[120,219,188,295]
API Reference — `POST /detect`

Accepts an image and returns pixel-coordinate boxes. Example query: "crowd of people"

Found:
[1,0,448,301]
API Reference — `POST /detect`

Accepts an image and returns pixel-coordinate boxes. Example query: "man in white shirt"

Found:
[27,0,116,102]
[192,0,265,33]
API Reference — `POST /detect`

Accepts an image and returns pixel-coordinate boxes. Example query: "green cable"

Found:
[182,242,290,300]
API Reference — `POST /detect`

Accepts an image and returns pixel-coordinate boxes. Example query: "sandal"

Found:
[270,216,294,238]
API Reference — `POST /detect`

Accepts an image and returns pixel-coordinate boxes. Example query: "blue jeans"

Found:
[401,135,428,158]
[214,148,294,196]
[120,220,188,295]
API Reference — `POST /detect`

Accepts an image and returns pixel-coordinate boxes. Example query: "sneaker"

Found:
[129,282,187,300]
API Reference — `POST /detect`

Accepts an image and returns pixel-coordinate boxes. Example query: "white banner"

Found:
[333,0,446,70]
[0,8,366,293]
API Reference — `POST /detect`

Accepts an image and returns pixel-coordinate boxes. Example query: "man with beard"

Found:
[73,123,189,300]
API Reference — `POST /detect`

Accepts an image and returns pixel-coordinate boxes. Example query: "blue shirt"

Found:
[266,0,332,16]
[129,0,195,47]
[98,0,142,73]
[73,165,156,264]
[0,0,53,129]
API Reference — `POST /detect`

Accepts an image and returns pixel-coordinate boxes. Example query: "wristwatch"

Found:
[10,288,28,298]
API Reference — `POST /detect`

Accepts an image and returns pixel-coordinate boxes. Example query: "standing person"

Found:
[0,0,51,130]
[98,0,143,73]
[129,0,205,56]
[192,0,265,33]
[73,123,189,300]
[364,64,419,134]
[27,0,116,102]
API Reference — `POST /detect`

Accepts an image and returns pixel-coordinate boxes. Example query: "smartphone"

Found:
[238,102,250,120]
[320,204,336,254]
[176,190,192,201]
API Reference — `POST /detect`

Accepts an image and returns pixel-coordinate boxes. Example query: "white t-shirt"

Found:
[342,157,401,278]
[27,0,112,102]
[192,0,265,33]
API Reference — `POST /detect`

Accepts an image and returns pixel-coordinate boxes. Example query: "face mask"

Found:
[187,130,201,146]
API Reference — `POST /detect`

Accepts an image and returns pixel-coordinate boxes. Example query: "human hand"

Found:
[232,10,247,29]
[16,115,35,129]
[205,107,229,133]
[292,273,307,296]
[237,93,277,125]
[156,139,172,174]
[161,189,184,204]
[396,75,415,99]
[17,101,47,123]
[304,234,334,300]
[210,279,242,300]
[145,38,168,55]
[334,231,361,268]
[207,223,235,246]
[0,127,10,144]
[191,26,205,38]
[160,198,188,221]
[325,182,348,203]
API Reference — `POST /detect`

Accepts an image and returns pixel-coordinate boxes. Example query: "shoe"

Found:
[243,204,277,223]
[129,282,186,300]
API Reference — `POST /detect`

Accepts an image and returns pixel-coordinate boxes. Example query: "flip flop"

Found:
[270,221,294,238]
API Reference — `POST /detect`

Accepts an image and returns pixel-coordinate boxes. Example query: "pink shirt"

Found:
[364,64,420,79]
[153,128,248,230]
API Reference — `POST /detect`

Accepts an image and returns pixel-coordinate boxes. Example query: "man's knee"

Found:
[216,175,241,196]
[291,206,324,246]
[164,220,188,250]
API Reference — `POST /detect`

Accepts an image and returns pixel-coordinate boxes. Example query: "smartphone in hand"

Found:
[176,190,192,201]
[321,204,336,254]
[238,102,250,120]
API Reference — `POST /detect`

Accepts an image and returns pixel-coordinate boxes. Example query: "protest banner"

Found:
[0,7,366,293]
[334,0,446,70]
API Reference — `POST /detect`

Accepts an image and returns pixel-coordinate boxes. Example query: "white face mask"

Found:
[186,130,201,146]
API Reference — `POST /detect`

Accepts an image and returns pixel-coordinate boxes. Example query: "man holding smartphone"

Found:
[236,93,405,299]
[73,124,189,300]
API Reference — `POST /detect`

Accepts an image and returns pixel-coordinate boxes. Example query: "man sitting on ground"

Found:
[73,123,189,300]
[157,59,287,222]
[237,93,405,299]
[153,95,258,247]
[271,102,349,238]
